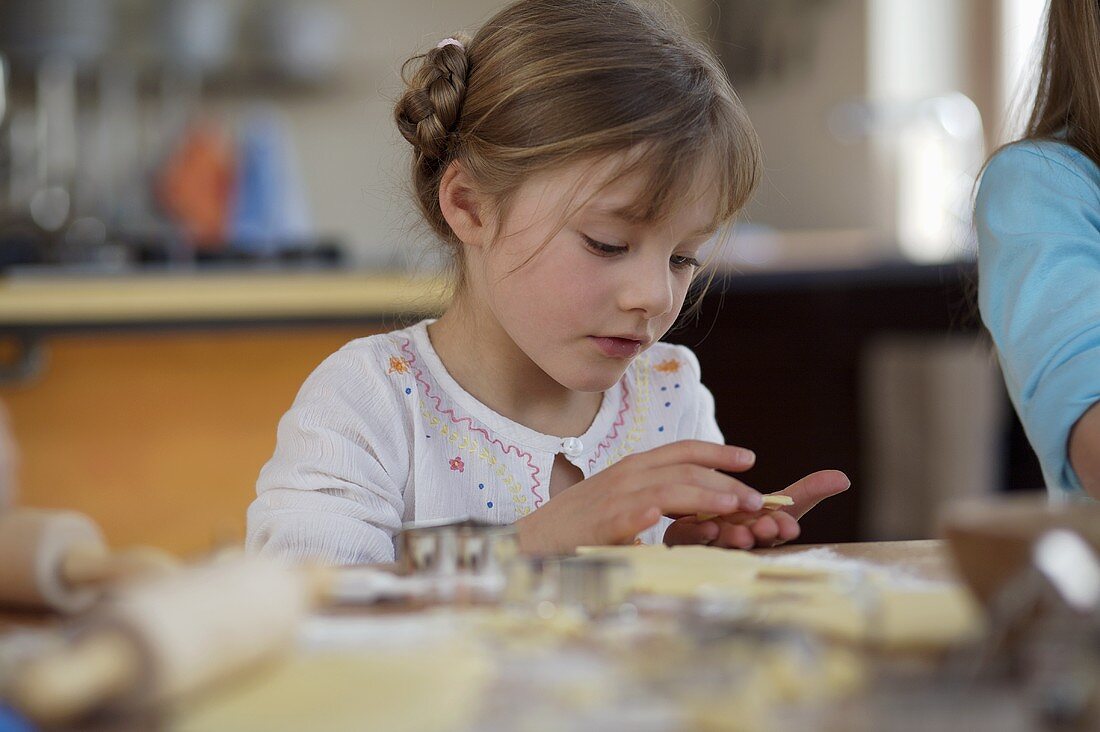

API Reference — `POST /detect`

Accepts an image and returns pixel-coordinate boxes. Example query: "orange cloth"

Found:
[157,122,236,250]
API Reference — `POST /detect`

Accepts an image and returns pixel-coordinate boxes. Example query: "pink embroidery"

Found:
[400,338,546,508]
[587,378,631,471]
[449,456,465,472]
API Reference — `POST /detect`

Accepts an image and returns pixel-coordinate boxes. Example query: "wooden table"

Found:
[758,539,958,582]
[0,540,961,631]
[0,539,1003,731]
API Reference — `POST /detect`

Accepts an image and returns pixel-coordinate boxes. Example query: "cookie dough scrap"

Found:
[686,645,864,732]
[579,544,761,597]
[170,640,493,732]
[578,544,983,649]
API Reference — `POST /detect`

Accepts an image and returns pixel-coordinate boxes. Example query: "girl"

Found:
[976,0,1100,500]
[247,0,849,564]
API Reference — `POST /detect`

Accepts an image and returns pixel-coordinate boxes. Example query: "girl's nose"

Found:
[617,259,675,319]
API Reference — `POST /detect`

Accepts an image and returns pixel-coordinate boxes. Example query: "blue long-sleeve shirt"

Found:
[976,139,1100,497]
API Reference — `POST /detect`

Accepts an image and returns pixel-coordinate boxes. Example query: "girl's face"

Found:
[470,153,719,393]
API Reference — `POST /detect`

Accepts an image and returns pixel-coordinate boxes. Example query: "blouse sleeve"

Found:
[246,345,411,564]
[976,142,1100,496]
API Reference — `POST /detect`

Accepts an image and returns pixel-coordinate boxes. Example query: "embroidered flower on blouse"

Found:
[449,456,465,472]
[387,356,412,375]
[653,358,681,374]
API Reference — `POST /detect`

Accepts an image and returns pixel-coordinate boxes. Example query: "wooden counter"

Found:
[0,270,449,327]
[0,271,449,557]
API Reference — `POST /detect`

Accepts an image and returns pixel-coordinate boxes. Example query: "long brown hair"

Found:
[1023,0,1100,166]
[393,0,761,292]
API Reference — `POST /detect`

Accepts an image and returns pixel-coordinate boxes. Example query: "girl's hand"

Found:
[515,440,762,556]
[663,469,850,549]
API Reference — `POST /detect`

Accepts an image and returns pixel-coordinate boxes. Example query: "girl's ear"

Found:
[439,162,487,247]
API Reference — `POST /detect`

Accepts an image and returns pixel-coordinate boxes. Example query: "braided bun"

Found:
[395,34,472,164]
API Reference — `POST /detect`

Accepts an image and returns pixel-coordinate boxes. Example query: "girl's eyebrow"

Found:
[584,203,646,224]
[684,222,720,239]
[586,203,717,239]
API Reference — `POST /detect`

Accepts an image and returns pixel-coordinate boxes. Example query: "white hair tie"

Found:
[436,37,464,51]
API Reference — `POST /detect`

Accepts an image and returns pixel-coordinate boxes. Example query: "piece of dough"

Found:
[170,640,492,732]
[686,645,864,732]
[578,544,983,649]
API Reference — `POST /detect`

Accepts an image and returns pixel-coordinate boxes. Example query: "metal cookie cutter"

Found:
[505,555,633,618]
[397,519,520,601]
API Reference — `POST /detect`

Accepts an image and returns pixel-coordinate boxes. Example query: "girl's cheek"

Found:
[673,283,691,309]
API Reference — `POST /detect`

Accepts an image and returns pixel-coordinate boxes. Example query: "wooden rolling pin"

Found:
[7,555,319,725]
[0,508,178,614]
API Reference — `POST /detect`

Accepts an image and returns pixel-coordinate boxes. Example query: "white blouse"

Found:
[246,319,725,565]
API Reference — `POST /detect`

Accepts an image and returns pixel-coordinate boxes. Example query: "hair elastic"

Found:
[436,38,464,50]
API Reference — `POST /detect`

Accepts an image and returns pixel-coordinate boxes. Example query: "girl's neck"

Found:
[427,296,603,438]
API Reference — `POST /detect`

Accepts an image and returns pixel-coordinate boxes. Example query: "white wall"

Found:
[271,0,874,267]
[263,0,504,268]
[735,0,872,233]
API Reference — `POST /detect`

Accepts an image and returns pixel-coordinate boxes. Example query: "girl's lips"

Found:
[590,336,643,359]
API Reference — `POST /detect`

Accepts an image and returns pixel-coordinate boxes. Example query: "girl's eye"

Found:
[583,234,699,271]
[582,235,627,256]
[670,254,701,271]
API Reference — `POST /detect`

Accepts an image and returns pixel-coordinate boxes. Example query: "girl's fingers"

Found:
[643,483,742,517]
[715,522,756,550]
[777,470,850,519]
[663,518,720,546]
[629,440,756,473]
[749,514,780,544]
[773,511,801,542]
[638,465,764,512]
[661,511,799,549]
[606,505,662,544]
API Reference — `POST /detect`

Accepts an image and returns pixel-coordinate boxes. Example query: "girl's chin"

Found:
[554,363,630,393]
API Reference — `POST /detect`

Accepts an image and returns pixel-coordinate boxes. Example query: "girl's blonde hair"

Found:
[394,0,761,289]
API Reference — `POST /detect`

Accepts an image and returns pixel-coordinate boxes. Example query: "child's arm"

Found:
[977,142,1100,497]
[1070,402,1100,499]
[246,350,409,565]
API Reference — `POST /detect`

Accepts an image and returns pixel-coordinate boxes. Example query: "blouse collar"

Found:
[407,319,625,459]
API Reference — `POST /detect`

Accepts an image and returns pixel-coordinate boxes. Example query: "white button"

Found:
[560,437,584,457]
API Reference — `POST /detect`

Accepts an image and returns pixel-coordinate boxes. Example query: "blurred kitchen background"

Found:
[0,0,1051,555]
